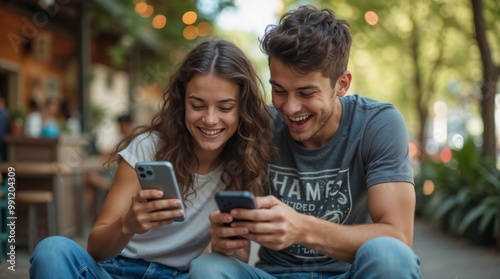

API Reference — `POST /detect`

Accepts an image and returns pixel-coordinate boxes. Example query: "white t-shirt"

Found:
[24,111,42,137]
[117,132,223,270]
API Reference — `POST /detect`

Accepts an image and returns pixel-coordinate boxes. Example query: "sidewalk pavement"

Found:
[1,218,499,278]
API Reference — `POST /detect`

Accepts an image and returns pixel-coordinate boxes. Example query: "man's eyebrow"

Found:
[269,80,282,87]
[269,80,319,90]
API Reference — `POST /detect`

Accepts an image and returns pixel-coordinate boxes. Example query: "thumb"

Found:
[255,195,280,209]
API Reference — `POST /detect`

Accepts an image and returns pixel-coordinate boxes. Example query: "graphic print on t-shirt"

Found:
[268,164,352,259]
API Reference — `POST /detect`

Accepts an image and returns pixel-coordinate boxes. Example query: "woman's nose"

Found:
[202,110,218,125]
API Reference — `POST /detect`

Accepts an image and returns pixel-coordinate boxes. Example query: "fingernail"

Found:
[156,191,163,197]
[173,200,181,206]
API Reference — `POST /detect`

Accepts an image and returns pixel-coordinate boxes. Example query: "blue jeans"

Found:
[189,237,421,279]
[29,236,189,279]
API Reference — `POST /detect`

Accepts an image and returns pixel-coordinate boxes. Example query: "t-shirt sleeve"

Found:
[117,132,159,168]
[362,107,414,187]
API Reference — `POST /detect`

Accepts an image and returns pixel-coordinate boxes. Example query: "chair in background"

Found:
[16,190,56,254]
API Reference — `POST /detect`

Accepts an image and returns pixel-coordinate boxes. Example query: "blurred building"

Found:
[0,0,164,154]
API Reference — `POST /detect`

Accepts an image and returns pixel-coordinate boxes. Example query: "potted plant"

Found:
[7,106,26,136]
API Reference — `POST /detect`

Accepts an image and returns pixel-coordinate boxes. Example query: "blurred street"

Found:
[1,218,499,279]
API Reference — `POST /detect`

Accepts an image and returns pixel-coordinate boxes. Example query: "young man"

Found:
[190,5,421,279]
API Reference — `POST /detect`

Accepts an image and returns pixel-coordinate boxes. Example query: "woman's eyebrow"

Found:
[187,96,237,103]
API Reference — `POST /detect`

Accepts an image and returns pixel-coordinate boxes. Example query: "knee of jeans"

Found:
[32,236,79,258]
[190,253,239,276]
[357,237,419,271]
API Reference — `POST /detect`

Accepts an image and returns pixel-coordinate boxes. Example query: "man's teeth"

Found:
[201,128,222,135]
[289,115,309,122]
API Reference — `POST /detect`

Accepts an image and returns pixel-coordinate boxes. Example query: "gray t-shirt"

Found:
[117,132,223,270]
[257,94,414,274]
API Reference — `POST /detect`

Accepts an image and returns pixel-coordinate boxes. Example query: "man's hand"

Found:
[229,195,305,251]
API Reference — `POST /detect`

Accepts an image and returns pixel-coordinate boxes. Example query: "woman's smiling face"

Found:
[185,73,240,156]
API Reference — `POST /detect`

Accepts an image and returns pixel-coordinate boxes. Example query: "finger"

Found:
[254,195,279,209]
[147,198,182,212]
[209,211,233,224]
[147,209,185,222]
[212,236,250,252]
[136,189,164,202]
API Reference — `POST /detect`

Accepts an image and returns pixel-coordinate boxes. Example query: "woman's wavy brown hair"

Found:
[110,39,275,200]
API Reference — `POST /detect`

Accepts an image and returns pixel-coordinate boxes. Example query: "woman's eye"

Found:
[219,107,233,112]
[191,104,204,110]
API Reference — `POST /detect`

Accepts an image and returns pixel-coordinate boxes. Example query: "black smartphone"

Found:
[215,191,257,239]
[135,161,186,222]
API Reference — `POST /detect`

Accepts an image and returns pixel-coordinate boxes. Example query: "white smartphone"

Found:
[135,161,186,222]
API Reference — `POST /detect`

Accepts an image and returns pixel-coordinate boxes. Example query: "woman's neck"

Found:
[195,151,222,174]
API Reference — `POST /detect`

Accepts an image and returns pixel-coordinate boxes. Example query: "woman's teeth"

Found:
[289,115,309,122]
[200,128,222,135]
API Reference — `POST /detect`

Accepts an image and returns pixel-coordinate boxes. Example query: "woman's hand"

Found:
[208,210,250,258]
[120,189,185,234]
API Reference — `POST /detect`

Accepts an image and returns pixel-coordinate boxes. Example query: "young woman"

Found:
[29,39,275,279]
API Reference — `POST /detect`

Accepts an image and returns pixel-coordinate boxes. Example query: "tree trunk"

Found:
[471,0,499,167]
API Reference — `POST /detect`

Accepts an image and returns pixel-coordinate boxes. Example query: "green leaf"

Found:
[457,202,489,234]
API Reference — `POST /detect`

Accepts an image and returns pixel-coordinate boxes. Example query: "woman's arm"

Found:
[87,160,184,261]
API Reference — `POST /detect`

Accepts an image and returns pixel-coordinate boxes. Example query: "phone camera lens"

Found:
[140,173,146,178]
[147,171,153,175]
[138,167,144,171]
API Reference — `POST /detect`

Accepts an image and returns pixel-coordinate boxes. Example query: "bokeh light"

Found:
[182,11,198,25]
[423,180,435,196]
[183,25,198,40]
[197,22,211,36]
[365,11,379,25]
[152,15,167,29]
[135,2,154,18]
[439,147,452,163]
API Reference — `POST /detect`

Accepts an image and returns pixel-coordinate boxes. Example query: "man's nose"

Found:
[283,95,301,114]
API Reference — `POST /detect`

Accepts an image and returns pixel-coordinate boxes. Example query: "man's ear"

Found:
[336,71,352,97]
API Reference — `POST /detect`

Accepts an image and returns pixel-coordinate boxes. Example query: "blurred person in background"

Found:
[40,98,60,138]
[24,99,42,138]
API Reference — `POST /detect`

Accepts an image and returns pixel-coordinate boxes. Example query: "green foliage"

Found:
[415,138,500,243]
[89,0,235,72]
[7,107,26,122]
[90,103,107,128]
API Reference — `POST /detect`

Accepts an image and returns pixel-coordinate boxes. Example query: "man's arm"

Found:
[299,181,415,262]
[239,181,415,263]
